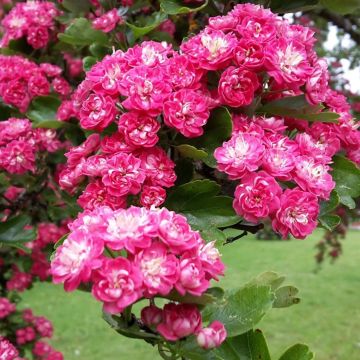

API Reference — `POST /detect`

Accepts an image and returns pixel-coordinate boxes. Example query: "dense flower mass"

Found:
[58,3,359,240]
[0,1,60,49]
[51,206,226,344]
[0,117,65,175]
[0,55,69,112]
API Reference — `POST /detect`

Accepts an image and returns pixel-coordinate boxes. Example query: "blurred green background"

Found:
[22,230,360,360]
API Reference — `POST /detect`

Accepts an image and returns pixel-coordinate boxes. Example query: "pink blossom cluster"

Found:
[0,1,60,49]
[0,117,65,174]
[141,304,226,348]
[92,9,124,33]
[0,301,63,360]
[214,114,340,239]
[0,55,71,112]
[51,206,226,346]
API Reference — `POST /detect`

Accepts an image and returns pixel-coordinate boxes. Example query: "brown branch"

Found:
[317,9,360,45]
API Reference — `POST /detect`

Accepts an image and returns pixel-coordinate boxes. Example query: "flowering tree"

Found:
[1,1,360,360]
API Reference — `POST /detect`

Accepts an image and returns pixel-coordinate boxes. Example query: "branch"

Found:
[317,9,360,45]
[222,222,264,245]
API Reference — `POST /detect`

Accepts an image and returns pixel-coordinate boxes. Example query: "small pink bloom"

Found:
[214,132,264,180]
[27,26,49,49]
[234,171,282,223]
[135,242,179,296]
[0,338,19,360]
[92,257,143,314]
[140,185,166,208]
[65,134,100,168]
[197,321,227,349]
[234,39,264,70]
[158,209,200,255]
[0,298,16,319]
[176,255,209,296]
[80,93,117,131]
[272,188,319,239]
[118,112,160,147]
[293,156,335,200]
[93,9,121,33]
[306,58,329,105]
[198,241,225,280]
[157,303,202,341]
[141,305,163,327]
[28,74,50,97]
[16,326,36,345]
[101,152,145,197]
[218,67,259,107]
[163,89,210,138]
[52,77,72,97]
[33,316,53,338]
[51,230,104,291]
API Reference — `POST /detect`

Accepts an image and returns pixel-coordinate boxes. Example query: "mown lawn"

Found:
[22,230,360,360]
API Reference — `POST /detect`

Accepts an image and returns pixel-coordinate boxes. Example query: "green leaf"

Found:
[279,344,314,360]
[165,180,240,229]
[26,96,63,128]
[199,227,227,245]
[83,56,97,72]
[258,95,339,123]
[273,286,300,308]
[203,285,275,337]
[215,329,271,360]
[160,0,209,15]
[176,144,208,160]
[61,0,91,14]
[58,18,108,46]
[172,337,220,360]
[270,0,319,13]
[331,155,360,209]
[0,215,37,248]
[127,12,167,41]
[89,43,110,59]
[319,190,340,216]
[186,107,233,167]
[246,271,286,291]
[319,214,341,231]
[321,0,360,14]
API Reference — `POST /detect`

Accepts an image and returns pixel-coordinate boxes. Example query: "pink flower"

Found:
[176,255,209,296]
[139,147,176,188]
[78,181,127,210]
[51,230,104,291]
[65,134,100,168]
[165,54,203,91]
[158,19,176,36]
[92,257,143,314]
[214,133,264,180]
[119,66,171,116]
[157,303,202,341]
[33,341,52,357]
[265,38,312,87]
[306,58,329,105]
[272,188,319,239]
[26,26,49,49]
[293,156,335,200]
[52,77,72,97]
[105,206,157,252]
[33,316,53,338]
[93,9,121,33]
[2,79,30,112]
[234,39,265,70]
[0,298,16,319]
[135,242,179,296]
[101,152,145,197]
[57,100,76,121]
[118,112,160,147]
[28,74,50,97]
[141,305,163,327]
[0,338,19,360]
[158,209,200,255]
[79,93,117,131]
[140,185,166,208]
[163,89,210,138]
[40,63,62,77]
[198,242,225,280]
[218,67,260,108]
[6,270,32,292]
[181,29,237,70]
[197,321,227,349]
[233,171,282,223]
[16,326,36,345]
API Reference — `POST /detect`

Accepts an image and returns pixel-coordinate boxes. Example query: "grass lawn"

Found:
[22,229,360,360]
